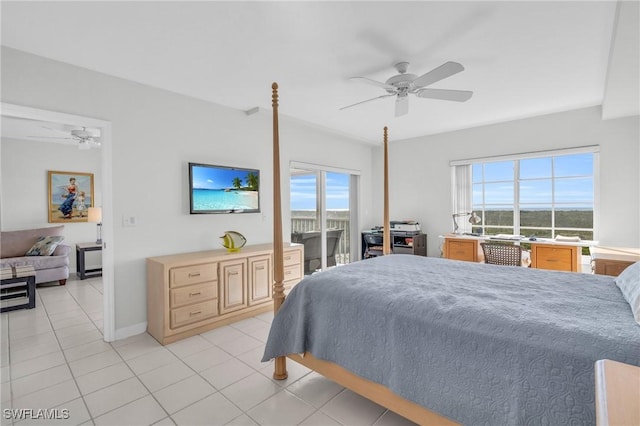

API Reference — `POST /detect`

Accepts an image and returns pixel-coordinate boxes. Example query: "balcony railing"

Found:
[291,213,350,266]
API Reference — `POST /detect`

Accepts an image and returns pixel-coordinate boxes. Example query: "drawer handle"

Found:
[230,271,239,276]
[188,272,201,278]
[546,259,558,263]
[189,310,202,316]
[189,291,201,296]
[285,270,291,275]
[284,256,291,260]
[256,266,265,270]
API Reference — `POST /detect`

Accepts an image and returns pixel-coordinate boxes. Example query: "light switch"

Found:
[122,215,137,227]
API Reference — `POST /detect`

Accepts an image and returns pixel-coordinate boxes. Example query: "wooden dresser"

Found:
[590,247,640,277]
[147,243,303,344]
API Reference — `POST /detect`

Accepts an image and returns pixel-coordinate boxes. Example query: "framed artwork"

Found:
[48,170,94,223]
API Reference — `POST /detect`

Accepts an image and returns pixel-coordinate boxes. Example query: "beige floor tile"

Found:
[247,390,316,426]
[75,362,133,395]
[83,377,149,418]
[137,360,194,393]
[171,393,241,426]
[153,375,216,414]
[93,395,166,426]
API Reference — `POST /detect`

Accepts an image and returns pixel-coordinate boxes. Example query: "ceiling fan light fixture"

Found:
[342,60,473,116]
[78,139,91,150]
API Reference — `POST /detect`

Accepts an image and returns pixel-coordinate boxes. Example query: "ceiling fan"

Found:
[29,126,101,150]
[341,61,473,117]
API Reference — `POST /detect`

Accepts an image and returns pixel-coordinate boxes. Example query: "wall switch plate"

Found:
[122,215,137,227]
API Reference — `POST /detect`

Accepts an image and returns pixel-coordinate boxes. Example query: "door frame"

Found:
[1,102,115,342]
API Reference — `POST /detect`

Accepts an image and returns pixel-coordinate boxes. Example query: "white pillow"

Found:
[615,261,640,325]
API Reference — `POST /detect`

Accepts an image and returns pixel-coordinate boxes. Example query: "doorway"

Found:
[290,161,359,275]
[0,103,115,342]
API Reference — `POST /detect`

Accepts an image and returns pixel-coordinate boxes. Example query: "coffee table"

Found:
[1,265,36,312]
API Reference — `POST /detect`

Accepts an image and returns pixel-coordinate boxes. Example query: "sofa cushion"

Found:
[1,226,64,258]
[0,253,69,269]
[26,236,65,256]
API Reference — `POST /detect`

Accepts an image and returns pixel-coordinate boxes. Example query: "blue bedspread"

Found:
[262,255,640,425]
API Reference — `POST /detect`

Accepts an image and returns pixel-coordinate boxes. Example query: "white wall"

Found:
[373,107,640,257]
[0,137,102,272]
[1,47,374,333]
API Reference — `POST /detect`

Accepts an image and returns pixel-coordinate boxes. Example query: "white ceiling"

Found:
[0,1,631,144]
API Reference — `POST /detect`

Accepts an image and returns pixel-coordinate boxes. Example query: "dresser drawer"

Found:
[533,245,577,272]
[446,239,477,262]
[170,263,217,288]
[170,282,217,308]
[170,299,218,329]
[283,250,301,267]
[284,264,302,282]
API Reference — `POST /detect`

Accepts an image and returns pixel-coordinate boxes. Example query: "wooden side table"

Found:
[76,242,103,280]
[590,247,640,276]
[1,265,36,312]
[595,359,640,425]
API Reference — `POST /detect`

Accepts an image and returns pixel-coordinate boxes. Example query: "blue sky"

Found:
[191,164,258,190]
[472,154,594,207]
[290,172,350,210]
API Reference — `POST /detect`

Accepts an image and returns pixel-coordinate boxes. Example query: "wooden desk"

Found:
[439,235,596,272]
[595,359,640,425]
[590,247,640,276]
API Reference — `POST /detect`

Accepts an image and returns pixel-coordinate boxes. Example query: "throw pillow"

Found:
[615,261,640,325]
[25,236,65,256]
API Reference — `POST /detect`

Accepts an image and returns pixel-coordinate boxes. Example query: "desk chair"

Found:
[480,242,523,266]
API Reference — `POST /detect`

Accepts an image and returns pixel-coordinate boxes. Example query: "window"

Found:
[453,147,598,241]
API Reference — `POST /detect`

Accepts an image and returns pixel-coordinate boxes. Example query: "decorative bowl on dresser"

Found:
[146,243,303,345]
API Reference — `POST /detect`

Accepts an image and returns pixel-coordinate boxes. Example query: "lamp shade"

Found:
[88,207,102,223]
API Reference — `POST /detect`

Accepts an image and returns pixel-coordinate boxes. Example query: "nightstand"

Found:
[590,247,640,276]
[76,242,103,280]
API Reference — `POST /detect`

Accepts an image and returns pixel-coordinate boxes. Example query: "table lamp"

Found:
[88,207,102,245]
[452,211,481,234]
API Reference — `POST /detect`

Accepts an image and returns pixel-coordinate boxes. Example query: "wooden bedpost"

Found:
[383,126,391,255]
[272,82,288,380]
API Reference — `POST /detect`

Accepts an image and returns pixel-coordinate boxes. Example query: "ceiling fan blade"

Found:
[395,95,409,117]
[416,88,473,102]
[412,61,465,88]
[27,135,74,139]
[340,94,396,111]
[349,76,395,91]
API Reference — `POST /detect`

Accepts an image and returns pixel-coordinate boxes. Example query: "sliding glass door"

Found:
[290,164,358,275]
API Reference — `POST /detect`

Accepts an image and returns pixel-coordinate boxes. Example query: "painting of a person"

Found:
[58,177,77,219]
[76,191,87,218]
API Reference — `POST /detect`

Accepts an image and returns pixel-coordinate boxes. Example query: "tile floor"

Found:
[1,276,416,426]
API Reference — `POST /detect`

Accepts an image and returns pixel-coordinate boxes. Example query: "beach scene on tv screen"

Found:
[192,165,259,211]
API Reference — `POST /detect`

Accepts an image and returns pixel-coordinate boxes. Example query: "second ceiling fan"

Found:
[341,61,473,117]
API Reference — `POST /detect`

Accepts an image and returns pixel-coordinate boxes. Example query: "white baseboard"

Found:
[114,321,147,341]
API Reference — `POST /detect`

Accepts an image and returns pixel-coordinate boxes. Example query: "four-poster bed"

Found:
[265,83,640,425]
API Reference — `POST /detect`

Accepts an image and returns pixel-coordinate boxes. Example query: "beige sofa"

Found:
[0,225,70,285]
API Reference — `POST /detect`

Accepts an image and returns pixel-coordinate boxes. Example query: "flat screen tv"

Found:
[189,162,260,214]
